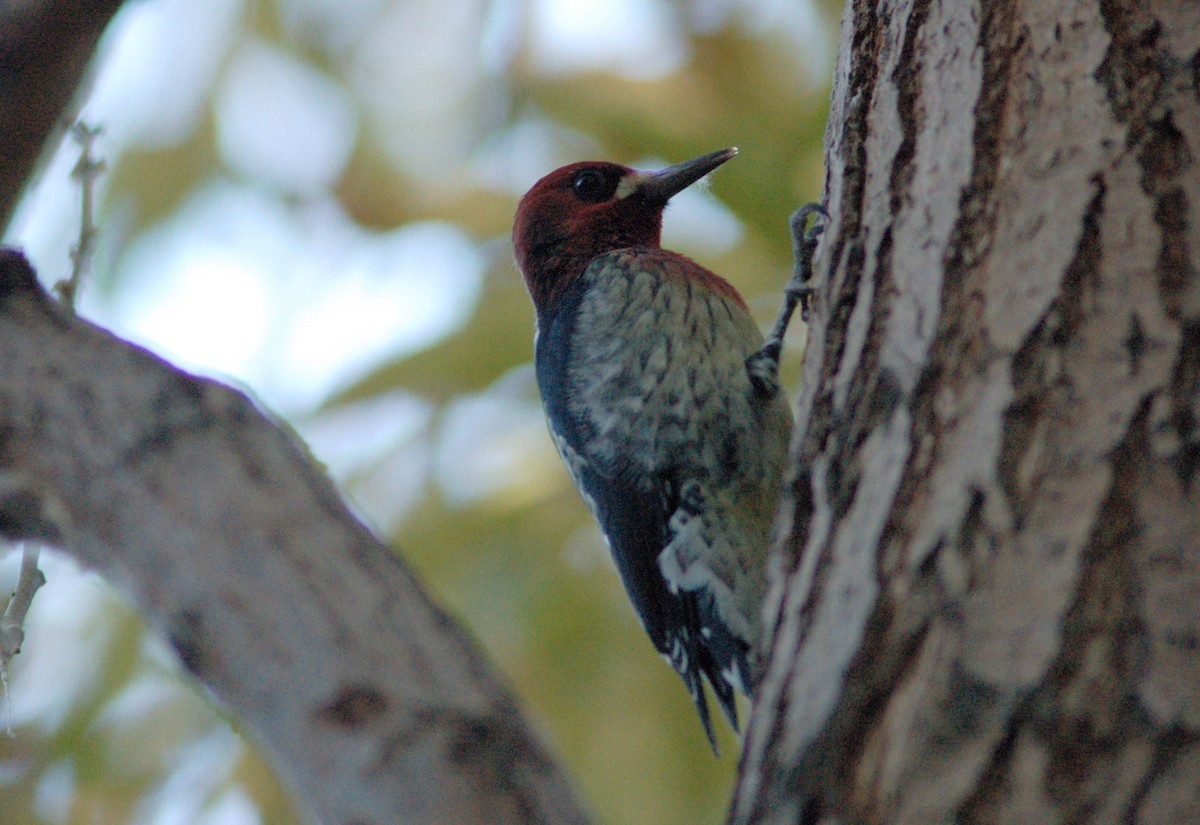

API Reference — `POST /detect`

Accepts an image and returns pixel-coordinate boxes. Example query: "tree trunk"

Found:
[735,1,1200,823]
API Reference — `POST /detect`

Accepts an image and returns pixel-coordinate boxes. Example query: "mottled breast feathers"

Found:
[534,246,792,743]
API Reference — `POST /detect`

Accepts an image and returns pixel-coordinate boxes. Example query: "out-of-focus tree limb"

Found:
[0,250,593,825]
[0,5,593,821]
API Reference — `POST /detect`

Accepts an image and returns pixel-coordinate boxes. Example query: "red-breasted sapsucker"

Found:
[512,148,793,749]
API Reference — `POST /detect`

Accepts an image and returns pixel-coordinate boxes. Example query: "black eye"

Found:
[572,169,612,202]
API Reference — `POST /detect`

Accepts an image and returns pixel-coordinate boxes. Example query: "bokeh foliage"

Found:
[1,1,833,823]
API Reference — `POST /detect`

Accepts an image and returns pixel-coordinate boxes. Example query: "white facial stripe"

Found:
[616,172,651,199]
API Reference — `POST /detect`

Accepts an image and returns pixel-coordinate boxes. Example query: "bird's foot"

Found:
[746,203,827,396]
[790,203,827,324]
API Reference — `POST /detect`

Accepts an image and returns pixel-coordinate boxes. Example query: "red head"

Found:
[513,148,738,313]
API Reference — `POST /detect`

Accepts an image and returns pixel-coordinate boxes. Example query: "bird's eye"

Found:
[572,169,611,203]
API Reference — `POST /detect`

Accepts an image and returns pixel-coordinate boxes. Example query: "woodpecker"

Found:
[512,148,795,749]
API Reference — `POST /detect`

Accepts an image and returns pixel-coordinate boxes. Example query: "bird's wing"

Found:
[534,251,687,650]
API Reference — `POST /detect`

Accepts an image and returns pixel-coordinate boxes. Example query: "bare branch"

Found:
[0,249,593,825]
[55,120,105,307]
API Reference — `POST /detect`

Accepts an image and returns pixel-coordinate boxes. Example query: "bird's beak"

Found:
[624,148,738,204]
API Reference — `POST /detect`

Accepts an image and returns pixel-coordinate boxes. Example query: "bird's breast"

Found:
[549,248,780,481]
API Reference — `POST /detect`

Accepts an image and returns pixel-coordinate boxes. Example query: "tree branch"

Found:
[0,249,592,825]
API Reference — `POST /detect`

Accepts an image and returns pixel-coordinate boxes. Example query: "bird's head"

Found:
[512,148,738,312]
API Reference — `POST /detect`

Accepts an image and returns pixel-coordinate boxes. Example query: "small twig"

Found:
[2,544,46,728]
[2,122,101,706]
[1,546,45,662]
[54,121,106,309]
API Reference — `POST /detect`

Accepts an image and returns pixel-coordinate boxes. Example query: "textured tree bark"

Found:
[735,1,1200,823]
[0,251,591,825]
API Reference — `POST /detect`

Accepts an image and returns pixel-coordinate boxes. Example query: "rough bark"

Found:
[736,1,1200,823]
[0,251,591,825]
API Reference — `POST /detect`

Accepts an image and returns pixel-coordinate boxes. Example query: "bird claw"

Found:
[790,203,828,245]
[789,203,827,323]
[748,202,828,388]
[746,347,782,399]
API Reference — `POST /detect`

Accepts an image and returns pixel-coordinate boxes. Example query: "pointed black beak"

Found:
[633,148,738,204]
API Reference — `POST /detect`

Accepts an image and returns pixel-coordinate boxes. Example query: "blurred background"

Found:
[1,0,834,822]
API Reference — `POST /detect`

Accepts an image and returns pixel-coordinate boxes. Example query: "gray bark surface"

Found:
[0,251,591,825]
[736,2,1200,823]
